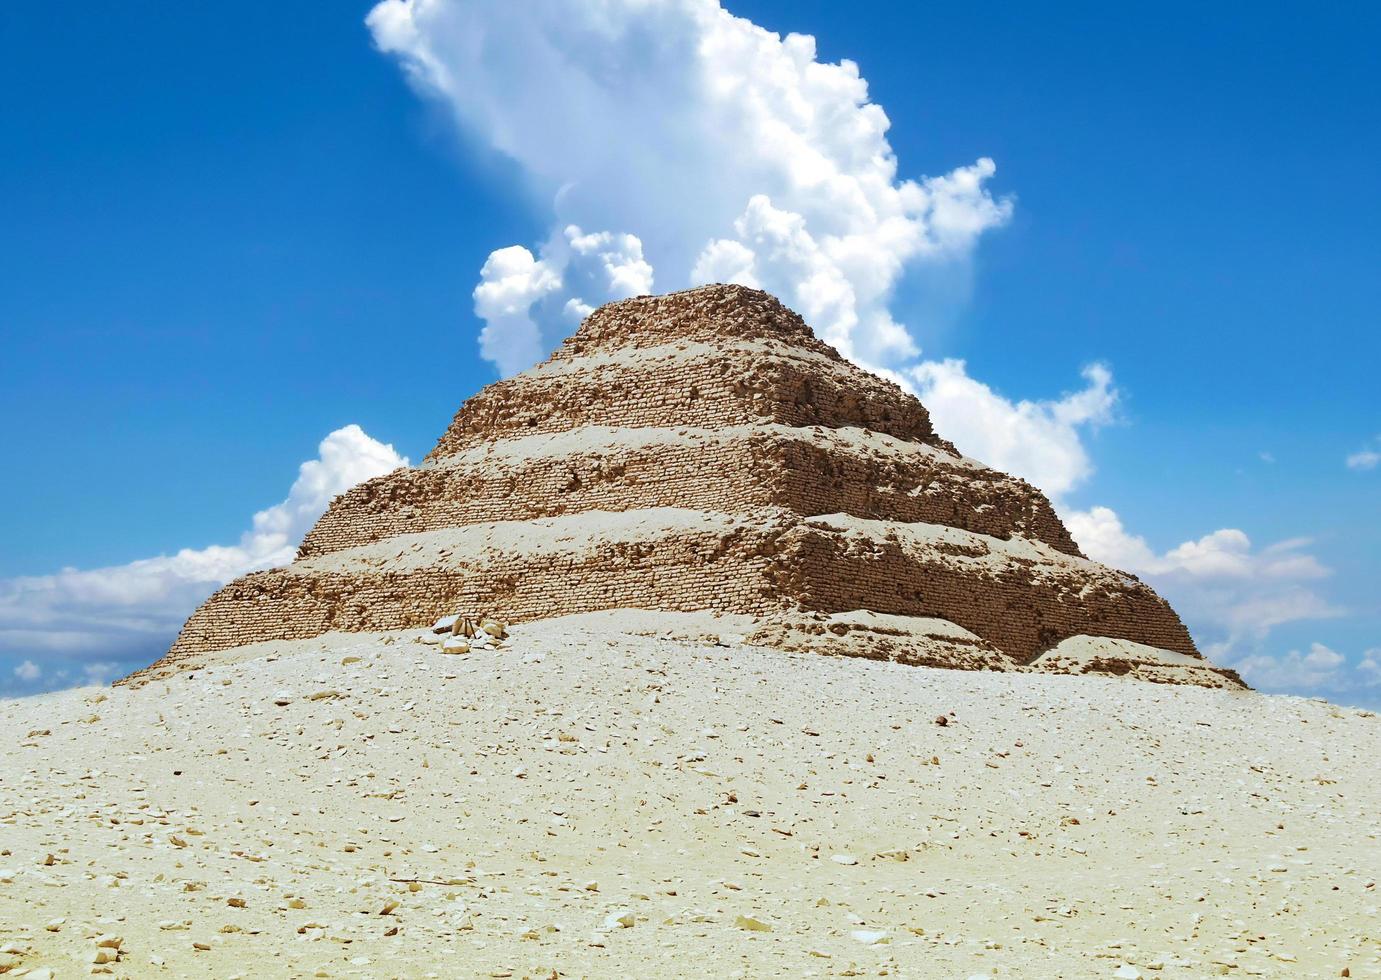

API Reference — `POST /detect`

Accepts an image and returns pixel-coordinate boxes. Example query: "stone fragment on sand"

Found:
[734,914,772,932]
[851,929,890,945]
[441,638,470,655]
[603,909,636,929]
[831,854,859,866]
[431,615,458,634]
[482,620,507,639]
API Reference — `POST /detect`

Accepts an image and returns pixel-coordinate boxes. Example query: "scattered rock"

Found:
[482,620,508,639]
[734,914,772,932]
[851,929,890,945]
[431,615,459,634]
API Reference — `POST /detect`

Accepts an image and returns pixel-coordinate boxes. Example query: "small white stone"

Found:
[850,929,889,945]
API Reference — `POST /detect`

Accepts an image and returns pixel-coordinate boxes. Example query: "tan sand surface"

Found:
[1,612,1376,978]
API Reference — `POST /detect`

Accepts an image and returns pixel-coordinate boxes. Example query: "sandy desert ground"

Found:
[1,611,1376,978]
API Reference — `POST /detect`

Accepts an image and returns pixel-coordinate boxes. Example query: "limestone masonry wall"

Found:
[143,525,786,677]
[150,515,1177,675]
[781,524,1196,663]
[302,431,1078,559]
[135,283,1230,688]
[427,346,948,459]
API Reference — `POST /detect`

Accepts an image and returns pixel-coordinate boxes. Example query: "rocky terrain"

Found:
[2,612,1376,978]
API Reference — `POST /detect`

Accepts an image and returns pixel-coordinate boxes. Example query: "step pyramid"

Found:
[126,285,1243,688]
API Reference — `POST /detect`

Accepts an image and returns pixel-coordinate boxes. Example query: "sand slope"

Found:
[1,613,1376,978]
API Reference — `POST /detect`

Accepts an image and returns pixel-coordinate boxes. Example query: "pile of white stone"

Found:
[418,613,509,655]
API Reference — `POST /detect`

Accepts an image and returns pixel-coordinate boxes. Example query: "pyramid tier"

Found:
[302,424,1079,559]
[427,338,951,460]
[784,513,1198,663]
[145,508,1205,680]
[549,283,843,361]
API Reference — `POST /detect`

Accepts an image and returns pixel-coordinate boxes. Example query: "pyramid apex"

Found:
[556,283,841,360]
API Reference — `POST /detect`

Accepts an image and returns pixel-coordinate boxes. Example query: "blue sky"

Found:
[2,1,1377,701]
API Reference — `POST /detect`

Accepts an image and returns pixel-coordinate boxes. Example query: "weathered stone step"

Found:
[427,338,949,459]
[301,424,1078,559]
[141,508,1211,681]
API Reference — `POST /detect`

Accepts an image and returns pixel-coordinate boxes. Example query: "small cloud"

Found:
[1346,435,1381,471]
[908,360,1118,500]
[1066,506,1340,672]
[1257,451,1275,464]
[1236,642,1347,692]
[82,662,121,687]
[1359,650,1381,686]
[13,659,41,681]
[1346,448,1380,471]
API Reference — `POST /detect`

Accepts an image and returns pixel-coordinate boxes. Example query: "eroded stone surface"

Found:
[128,284,1238,689]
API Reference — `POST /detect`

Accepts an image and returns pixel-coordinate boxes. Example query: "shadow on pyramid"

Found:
[124,285,1243,690]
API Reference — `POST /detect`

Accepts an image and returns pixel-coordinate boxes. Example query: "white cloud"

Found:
[1066,505,1345,682]
[13,659,40,681]
[368,0,1012,373]
[1068,506,1331,585]
[1359,650,1381,686]
[81,662,123,687]
[0,425,406,689]
[473,225,654,374]
[472,245,563,376]
[1236,643,1347,692]
[1346,439,1380,471]
[908,361,1117,500]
